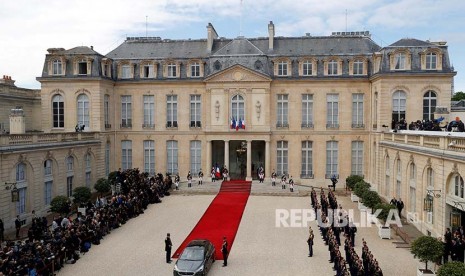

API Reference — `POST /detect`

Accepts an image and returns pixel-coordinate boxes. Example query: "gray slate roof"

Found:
[388,38,434,47]
[65,46,102,56]
[213,37,265,56]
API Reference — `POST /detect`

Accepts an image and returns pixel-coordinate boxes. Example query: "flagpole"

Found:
[240,0,243,36]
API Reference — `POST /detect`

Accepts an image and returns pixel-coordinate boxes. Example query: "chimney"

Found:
[0,75,16,86]
[207,23,218,52]
[9,106,25,134]
[268,21,275,50]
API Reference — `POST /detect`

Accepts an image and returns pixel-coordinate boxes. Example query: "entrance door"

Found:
[251,141,265,180]
[229,140,246,180]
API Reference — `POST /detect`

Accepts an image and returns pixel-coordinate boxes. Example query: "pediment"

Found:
[205,64,271,83]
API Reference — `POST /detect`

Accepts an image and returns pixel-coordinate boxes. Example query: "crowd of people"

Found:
[0,168,171,275]
[443,226,465,263]
[392,117,465,132]
[310,187,383,275]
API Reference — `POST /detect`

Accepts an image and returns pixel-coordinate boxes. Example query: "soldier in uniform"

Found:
[271,170,277,186]
[165,233,172,263]
[281,174,287,189]
[187,171,193,188]
[174,174,180,190]
[211,167,216,182]
[289,176,294,192]
[307,228,314,257]
[198,169,204,185]
[221,236,229,267]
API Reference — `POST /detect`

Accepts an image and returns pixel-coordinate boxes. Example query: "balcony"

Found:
[351,123,365,129]
[300,173,314,179]
[381,130,465,152]
[276,123,289,128]
[326,123,339,129]
[0,132,100,146]
[166,121,178,128]
[120,122,132,128]
[301,123,314,129]
[142,123,155,129]
[190,121,202,128]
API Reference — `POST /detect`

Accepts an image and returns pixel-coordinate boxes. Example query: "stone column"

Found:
[246,140,252,181]
[224,140,229,172]
[265,140,270,180]
[206,140,212,177]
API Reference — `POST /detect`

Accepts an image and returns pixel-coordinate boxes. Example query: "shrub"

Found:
[437,261,465,276]
[374,203,397,222]
[354,181,371,198]
[411,236,444,271]
[108,171,118,185]
[50,196,71,215]
[346,175,364,191]
[73,186,92,206]
[94,178,111,196]
[362,190,381,209]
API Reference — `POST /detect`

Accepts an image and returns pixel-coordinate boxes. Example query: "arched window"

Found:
[44,160,53,205]
[231,95,245,124]
[396,158,402,198]
[392,90,406,124]
[67,156,74,172]
[385,156,390,196]
[77,94,90,129]
[85,153,91,188]
[52,94,64,128]
[409,163,416,212]
[44,160,52,176]
[454,174,464,198]
[66,156,74,197]
[16,163,26,182]
[427,167,434,188]
[423,91,437,121]
[16,163,27,214]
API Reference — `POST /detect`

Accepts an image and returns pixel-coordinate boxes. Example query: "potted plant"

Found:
[346,175,364,201]
[94,178,111,197]
[411,236,444,275]
[361,190,381,214]
[354,181,370,210]
[374,203,397,239]
[50,195,71,215]
[437,261,465,276]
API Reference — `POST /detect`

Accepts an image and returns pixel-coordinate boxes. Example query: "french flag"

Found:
[230,117,236,130]
[241,119,245,129]
[237,118,242,130]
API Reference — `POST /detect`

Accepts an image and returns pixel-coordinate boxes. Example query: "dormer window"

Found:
[353,60,363,75]
[167,63,177,78]
[426,52,437,70]
[191,62,200,77]
[394,53,406,70]
[52,60,63,75]
[278,61,288,76]
[302,61,312,76]
[101,59,112,78]
[73,56,92,76]
[143,64,154,78]
[299,58,317,77]
[122,65,131,79]
[78,60,88,75]
[328,60,338,75]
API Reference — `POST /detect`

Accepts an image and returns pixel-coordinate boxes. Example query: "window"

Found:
[302,61,312,76]
[277,94,288,127]
[385,156,390,196]
[423,91,437,121]
[191,62,200,77]
[301,141,313,178]
[143,64,154,78]
[44,181,52,206]
[392,90,406,124]
[353,60,364,75]
[52,94,64,128]
[44,160,52,176]
[121,95,132,127]
[105,142,110,176]
[85,153,91,170]
[67,176,73,197]
[396,159,402,198]
[190,95,201,127]
[277,61,288,76]
[143,95,155,127]
[167,63,177,78]
[104,95,110,128]
[16,163,26,182]
[77,94,90,129]
[78,60,88,75]
[351,141,363,176]
[86,172,91,189]
[394,52,406,70]
[121,65,131,79]
[409,163,416,212]
[231,95,245,125]
[17,188,26,214]
[102,63,110,77]
[352,94,364,128]
[426,53,437,70]
[301,94,313,128]
[52,59,62,75]
[144,140,155,175]
[190,140,201,174]
[122,140,132,170]
[276,141,288,176]
[167,140,178,174]
[326,141,338,178]
[326,94,339,128]
[427,167,434,188]
[67,156,74,172]
[327,60,338,75]
[167,95,178,127]
[454,175,464,198]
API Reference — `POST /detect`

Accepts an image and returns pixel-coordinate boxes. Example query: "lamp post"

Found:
[5,182,19,202]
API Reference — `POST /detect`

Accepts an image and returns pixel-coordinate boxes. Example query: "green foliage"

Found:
[354,181,371,198]
[94,178,111,195]
[452,91,465,101]
[411,236,444,271]
[374,203,397,222]
[108,171,118,185]
[50,195,70,215]
[437,261,465,276]
[346,175,364,191]
[72,186,92,205]
[362,191,381,209]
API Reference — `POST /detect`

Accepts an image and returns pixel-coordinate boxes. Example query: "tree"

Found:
[361,191,381,209]
[437,261,465,276]
[73,186,92,206]
[452,91,465,101]
[346,175,364,191]
[354,181,371,198]
[94,178,111,196]
[411,236,444,272]
[50,195,71,215]
[374,203,397,222]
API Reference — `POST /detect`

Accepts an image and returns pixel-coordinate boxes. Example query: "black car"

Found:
[173,239,215,276]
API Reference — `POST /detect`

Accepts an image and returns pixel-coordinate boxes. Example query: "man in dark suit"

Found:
[221,236,229,267]
[396,198,404,217]
[15,215,21,239]
[165,233,172,263]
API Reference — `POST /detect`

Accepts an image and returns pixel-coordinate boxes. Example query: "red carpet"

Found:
[173,180,251,260]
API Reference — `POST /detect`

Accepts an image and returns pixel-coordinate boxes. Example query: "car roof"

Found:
[186,239,211,247]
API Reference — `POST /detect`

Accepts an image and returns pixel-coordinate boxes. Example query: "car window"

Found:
[180,248,205,261]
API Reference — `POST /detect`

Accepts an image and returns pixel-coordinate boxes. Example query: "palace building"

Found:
[1,21,462,237]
